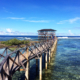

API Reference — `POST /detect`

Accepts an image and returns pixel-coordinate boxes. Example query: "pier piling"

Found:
[25,48,29,80]
[49,49,51,63]
[45,53,47,70]
[39,55,42,80]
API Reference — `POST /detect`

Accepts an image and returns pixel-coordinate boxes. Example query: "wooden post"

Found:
[5,57,12,80]
[51,48,52,58]
[50,38,57,58]
[25,48,29,80]
[7,76,12,80]
[39,55,42,80]
[36,59,38,74]
[45,53,47,70]
[51,42,54,57]
[49,49,51,63]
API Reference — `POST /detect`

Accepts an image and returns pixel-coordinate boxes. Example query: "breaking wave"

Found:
[58,37,68,39]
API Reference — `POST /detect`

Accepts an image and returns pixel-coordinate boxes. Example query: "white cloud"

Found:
[8,17,25,19]
[57,20,67,24]
[68,30,74,36]
[3,17,51,23]
[23,20,49,23]
[57,17,80,24]
[0,31,5,35]
[69,17,80,23]
[0,29,37,35]
[6,28,12,33]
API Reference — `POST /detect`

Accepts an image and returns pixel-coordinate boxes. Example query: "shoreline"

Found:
[0,41,39,49]
[0,41,8,48]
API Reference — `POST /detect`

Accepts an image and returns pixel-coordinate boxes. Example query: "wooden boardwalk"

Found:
[0,38,57,80]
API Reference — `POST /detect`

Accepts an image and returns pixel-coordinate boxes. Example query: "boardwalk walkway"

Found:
[0,38,57,80]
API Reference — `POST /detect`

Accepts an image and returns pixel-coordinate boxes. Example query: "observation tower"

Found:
[38,29,56,41]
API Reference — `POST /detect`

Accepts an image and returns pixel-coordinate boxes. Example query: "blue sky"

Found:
[0,0,80,36]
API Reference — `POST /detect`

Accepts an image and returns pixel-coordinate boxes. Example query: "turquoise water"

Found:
[1,38,80,80]
[12,39,80,80]
[35,39,80,80]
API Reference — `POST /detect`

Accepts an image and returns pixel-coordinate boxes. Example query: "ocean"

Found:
[37,38,80,80]
[0,35,38,41]
[0,36,80,80]
[0,35,80,41]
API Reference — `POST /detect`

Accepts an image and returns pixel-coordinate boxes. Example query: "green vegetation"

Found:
[9,48,17,51]
[1,38,30,46]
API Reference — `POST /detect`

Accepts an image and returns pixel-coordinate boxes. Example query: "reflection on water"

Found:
[12,39,80,80]
[36,50,56,80]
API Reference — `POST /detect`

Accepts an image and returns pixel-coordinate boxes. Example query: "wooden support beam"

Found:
[39,43,46,52]
[50,38,57,58]
[0,54,5,58]
[34,45,42,54]
[45,53,47,70]
[29,49,36,56]
[9,57,20,67]
[0,48,6,59]
[49,49,51,63]
[19,60,26,71]
[25,61,29,80]
[50,50,52,57]
[2,68,12,80]
[19,51,28,60]
[39,55,42,80]
[25,48,29,80]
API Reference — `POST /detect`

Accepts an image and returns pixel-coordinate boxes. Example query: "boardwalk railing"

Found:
[0,38,57,80]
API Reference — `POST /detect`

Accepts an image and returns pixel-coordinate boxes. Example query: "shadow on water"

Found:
[35,51,56,80]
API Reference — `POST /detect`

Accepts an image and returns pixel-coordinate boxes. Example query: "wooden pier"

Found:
[0,38,57,80]
[0,29,57,80]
